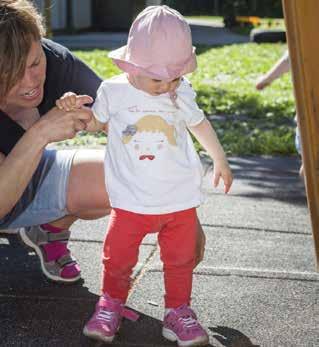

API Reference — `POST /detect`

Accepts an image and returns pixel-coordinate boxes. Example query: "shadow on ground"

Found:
[228,156,306,205]
[201,156,306,207]
[1,235,218,346]
[209,326,260,347]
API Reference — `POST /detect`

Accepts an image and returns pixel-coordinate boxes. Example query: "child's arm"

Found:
[188,118,233,194]
[56,92,107,132]
[255,51,290,90]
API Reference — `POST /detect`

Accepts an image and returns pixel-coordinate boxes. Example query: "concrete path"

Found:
[53,20,249,50]
[1,156,318,346]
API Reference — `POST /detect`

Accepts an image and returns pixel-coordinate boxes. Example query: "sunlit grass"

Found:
[185,15,224,24]
[60,43,295,155]
[185,15,285,29]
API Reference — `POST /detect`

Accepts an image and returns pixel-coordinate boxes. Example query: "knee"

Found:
[161,250,195,269]
[66,149,109,215]
[103,255,137,277]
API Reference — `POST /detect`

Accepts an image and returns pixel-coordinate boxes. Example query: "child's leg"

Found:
[102,208,149,302]
[83,209,147,342]
[158,208,197,308]
[159,209,209,346]
[295,121,304,177]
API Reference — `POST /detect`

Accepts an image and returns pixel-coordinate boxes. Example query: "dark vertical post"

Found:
[43,0,52,37]
[66,0,75,33]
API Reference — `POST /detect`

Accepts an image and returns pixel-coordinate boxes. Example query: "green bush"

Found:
[162,0,283,18]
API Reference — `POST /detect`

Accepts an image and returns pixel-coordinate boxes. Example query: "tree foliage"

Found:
[162,0,283,18]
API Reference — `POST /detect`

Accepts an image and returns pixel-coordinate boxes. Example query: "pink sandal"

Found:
[20,224,81,283]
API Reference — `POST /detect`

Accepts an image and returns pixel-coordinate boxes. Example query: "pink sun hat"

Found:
[108,5,197,81]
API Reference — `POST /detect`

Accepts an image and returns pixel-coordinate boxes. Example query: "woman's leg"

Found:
[19,149,110,283]
[66,149,110,220]
[50,149,110,229]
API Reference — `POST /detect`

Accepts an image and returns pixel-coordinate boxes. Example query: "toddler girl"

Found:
[57,5,233,347]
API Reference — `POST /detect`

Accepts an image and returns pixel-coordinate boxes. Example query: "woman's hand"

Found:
[33,106,93,145]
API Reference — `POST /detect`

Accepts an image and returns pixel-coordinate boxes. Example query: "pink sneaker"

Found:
[83,293,139,343]
[162,305,209,347]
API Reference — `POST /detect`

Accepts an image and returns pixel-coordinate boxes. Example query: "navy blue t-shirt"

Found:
[0,39,102,227]
[0,38,102,155]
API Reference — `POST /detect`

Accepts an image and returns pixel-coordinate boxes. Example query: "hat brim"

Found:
[108,46,197,81]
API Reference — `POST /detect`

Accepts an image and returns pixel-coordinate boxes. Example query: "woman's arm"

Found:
[0,106,92,218]
[0,125,45,218]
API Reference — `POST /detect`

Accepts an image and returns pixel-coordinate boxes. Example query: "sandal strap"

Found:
[122,307,139,321]
[46,230,71,242]
[56,253,76,267]
[35,228,71,244]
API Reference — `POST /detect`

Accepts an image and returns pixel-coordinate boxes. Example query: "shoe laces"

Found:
[167,305,201,333]
[97,294,139,322]
[178,315,198,329]
[96,309,117,324]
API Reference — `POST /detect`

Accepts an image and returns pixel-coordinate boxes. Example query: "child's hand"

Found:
[56,92,93,111]
[212,158,233,194]
[255,75,271,90]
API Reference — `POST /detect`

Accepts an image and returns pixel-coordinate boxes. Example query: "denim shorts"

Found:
[0,149,76,229]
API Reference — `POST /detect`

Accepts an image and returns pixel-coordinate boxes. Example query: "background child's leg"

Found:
[102,209,148,302]
[294,116,304,177]
[158,208,197,308]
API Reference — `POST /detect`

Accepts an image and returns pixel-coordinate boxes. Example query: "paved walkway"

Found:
[1,156,318,346]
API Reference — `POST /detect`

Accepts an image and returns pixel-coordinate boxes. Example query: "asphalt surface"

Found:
[1,155,318,347]
[1,21,318,347]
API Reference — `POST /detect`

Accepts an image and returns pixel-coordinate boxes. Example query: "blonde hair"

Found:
[0,0,46,101]
[122,115,177,145]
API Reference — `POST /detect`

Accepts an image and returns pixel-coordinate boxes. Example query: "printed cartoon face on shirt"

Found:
[122,115,177,162]
[131,131,168,160]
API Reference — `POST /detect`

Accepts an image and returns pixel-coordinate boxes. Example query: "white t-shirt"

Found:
[92,74,205,214]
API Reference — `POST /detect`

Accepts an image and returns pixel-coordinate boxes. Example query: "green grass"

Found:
[61,43,295,155]
[185,16,285,29]
[191,43,295,155]
[185,15,224,24]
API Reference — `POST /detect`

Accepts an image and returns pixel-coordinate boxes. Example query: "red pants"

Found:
[102,208,197,308]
